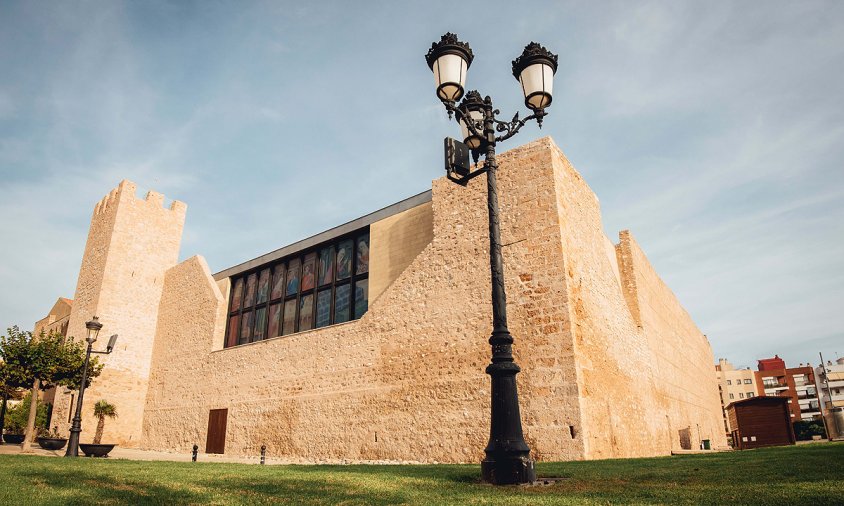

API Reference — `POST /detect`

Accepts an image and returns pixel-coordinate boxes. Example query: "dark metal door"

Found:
[206,408,228,454]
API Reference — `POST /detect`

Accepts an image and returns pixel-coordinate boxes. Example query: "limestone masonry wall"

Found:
[618,231,724,451]
[545,138,724,457]
[369,201,433,304]
[51,180,185,447]
[33,298,72,338]
[138,137,723,462]
[50,137,723,461]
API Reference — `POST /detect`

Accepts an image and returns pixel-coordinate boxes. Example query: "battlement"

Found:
[93,179,187,216]
[55,177,187,447]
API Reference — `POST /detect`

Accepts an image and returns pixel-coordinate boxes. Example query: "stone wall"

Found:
[33,297,74,411]
[139,137,723,462]
[618,230,725,452]
[50,180,185,446]
[369,201,433,304]
[33,298,72,338]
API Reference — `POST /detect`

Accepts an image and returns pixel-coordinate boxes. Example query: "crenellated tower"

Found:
[51,180,186,447]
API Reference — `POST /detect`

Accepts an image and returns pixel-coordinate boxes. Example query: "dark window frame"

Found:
[223,227,370,348]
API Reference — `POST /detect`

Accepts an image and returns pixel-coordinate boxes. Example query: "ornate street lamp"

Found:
[425,33,474,111]
[512,42,558,114]
[65,316,118,457]
[425,33,558,485]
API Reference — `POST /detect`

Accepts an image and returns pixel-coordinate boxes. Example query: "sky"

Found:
[0,0,842,369]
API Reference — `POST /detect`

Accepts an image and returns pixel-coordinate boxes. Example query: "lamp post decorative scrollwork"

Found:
[425,33,558,485]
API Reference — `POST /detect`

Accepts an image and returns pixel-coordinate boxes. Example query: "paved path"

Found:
[0,442,290,465]
[0,442,423,465]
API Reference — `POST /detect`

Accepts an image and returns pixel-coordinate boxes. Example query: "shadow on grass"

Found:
[14,467,205,505]
[294,463,480,483]
[199,475,413,505]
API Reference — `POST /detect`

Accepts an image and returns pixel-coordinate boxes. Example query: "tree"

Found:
[4,391,48,434]
[0,327,104,451]
[0,378,25,439]
[0,327,33,440]
[793,420,827,441]
[92,400,117,444]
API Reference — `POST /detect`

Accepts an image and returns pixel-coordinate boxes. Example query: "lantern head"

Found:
[512,42,558,112]
[425,33,474,103]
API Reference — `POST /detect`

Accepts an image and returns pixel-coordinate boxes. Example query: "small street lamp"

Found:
[425,33,558,485]
[65,316,118,457]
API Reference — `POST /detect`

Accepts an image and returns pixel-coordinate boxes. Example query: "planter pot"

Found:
[37,438,68,451]
[2,434,25,444]
[79,443,116,457]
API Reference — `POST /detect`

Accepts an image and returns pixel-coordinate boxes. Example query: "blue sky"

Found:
[1,1,842,369]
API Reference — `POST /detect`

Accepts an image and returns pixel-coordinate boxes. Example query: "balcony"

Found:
[764,385,789,394]
[800,401,820,411]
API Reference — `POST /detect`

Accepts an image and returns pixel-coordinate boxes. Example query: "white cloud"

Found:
[1,1,842,370]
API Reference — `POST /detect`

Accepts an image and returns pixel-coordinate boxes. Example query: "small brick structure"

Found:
[726,396,795,449]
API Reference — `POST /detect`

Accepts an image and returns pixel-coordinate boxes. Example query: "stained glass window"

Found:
[299,294,314,331]
[334,284,351,324]
[316,289,331,328]
[268,303,281,338]
[271,264,285,301]
[318,246,334,286]
[225,227,370,348]
[254,308,267,341]
[336,240,352,280]
[356,234,369,275]
[240,311,253,344]
[286,259,301,296]
[226,314,240,348]
[231,279,244,311]
[302,253,316,292]
[282,299,297,335]
[243,273,257,308]
[354,279,368,319]
[256,269,270,304]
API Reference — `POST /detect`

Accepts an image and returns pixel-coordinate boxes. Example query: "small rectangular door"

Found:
[206,408,228,454]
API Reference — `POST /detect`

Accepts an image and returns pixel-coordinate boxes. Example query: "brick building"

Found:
[755,355,821,422]
[43,137,726,462]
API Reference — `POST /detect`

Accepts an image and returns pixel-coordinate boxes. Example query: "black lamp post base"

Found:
[65,429,81,457]
[481,455,536,485]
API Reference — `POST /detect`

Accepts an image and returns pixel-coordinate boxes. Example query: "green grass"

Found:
[1,443,842,505]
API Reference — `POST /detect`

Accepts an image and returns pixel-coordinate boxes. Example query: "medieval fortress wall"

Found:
[48,137,723,460]
[50,181,185,446]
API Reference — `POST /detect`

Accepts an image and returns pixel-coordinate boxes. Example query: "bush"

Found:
[3,392,48,434]
[793,420,827,440]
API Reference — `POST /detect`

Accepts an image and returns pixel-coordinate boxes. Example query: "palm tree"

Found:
[92,400,117,444]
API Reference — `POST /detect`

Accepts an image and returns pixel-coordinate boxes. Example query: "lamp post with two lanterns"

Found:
[424,33,558,485]
[65,316,118,457]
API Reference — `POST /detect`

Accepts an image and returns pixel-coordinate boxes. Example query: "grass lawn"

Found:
[1,443,842,505]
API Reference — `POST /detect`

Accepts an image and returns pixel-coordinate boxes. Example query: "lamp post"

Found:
[425,33,558,485]
[65,316,118,457]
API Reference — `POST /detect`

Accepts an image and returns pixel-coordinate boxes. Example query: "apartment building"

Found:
[715,358,759,434]
[755,355,821,422]
[816,357,844,437]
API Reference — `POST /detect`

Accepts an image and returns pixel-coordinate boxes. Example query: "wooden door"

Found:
[206,408,228,454]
